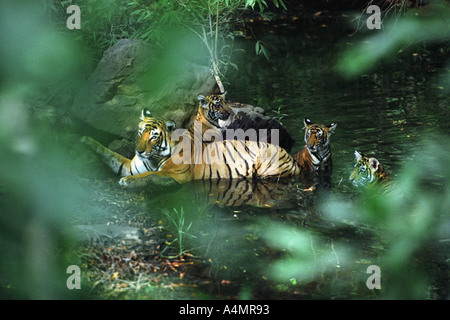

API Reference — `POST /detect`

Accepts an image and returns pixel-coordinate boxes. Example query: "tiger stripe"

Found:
[349,151,391,189]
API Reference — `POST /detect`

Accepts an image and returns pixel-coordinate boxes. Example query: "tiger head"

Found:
[197,92,231,127]
[135,109,176,163]
[349,151,388,187]
[303,118,337,161]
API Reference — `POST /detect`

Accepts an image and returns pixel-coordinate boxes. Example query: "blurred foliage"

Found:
[338,0,450,90]
[0,93,89,299]
[0,1,88,90]
[48,0,286,74]
[0,1,91,299]
[262,137,449,299]
[0,0,448,300]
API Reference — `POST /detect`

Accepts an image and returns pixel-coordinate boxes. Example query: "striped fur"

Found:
[293,118,337,173]
[119,105,302,186]
[84,96,303,188]
[188,178,298,208]
[81,94,231,185]
[81,109,176,177]
[120,138,302,186]
[291,118,336,189]
[196,92,231,131]
[349,151,391,188]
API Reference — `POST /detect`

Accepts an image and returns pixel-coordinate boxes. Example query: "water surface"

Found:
[136,17,450,299]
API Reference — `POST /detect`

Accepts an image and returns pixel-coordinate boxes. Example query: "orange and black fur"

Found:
[82,93,302,187]
[349,151,391,188]
[81,93,231,179]
[194,92,231,135]
[81,110,177,177]
[119,127,301,187]
[292,118,337,189]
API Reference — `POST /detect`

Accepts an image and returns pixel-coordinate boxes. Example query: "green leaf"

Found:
[245,0,256,9]
[255,40,260,55]
[130,9,142,16]
[260,45,270,61]
[229,62,239,71]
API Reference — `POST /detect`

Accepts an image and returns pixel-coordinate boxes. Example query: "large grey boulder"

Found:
[72,39,216,140]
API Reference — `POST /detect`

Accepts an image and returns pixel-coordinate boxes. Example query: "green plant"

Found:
[174,0,285,90]
[255,40,270,61]
[49,0,287,85]
[339,0,449,79]
[270,105,288,125]
[161,207,196,258]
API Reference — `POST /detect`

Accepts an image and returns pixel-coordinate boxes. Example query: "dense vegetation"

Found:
[0,0,448,300]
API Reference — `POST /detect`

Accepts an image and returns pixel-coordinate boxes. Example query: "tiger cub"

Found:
[349,151,391,188]
[195,92,231,134]
[292,118,337,188]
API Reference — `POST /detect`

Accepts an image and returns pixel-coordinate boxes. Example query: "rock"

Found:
[71,39,216,140]
[107,138,136,159]
[221,101,295,152]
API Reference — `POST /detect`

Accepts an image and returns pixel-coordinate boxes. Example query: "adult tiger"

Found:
[292,118,337,189]
[81,109,176,177]
[118,95,303,187]
[349,151,391,188]
[81,93,231,181]
[110,98,301,187]
[120,138,301,186]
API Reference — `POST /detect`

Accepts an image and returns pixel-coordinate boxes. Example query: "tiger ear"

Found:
[197,94,208,109]
[328,122,337,135]
[304,118,313,128]
[369,158,379,171]
[141,108,152,120]
[166,120,176,133]
[354,150,362,161]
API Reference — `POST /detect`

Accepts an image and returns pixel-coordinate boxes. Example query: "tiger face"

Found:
[304,118,337,161]
[197,92,231,125]
[136,109,176,161]
[349,151,386,187]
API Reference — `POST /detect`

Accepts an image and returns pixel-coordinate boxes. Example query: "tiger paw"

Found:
[119,176,130,187]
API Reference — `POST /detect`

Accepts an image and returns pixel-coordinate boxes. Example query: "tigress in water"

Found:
[81,93,230,180]
[292,118,337,189]
[81,110,177,177]
[118,128,301,187]
[349,151,391,188]
[85,118,300,187]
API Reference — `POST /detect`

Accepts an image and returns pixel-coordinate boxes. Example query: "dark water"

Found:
[143,18,449,299]
[227,19,450,183]
[1,3,448,301]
